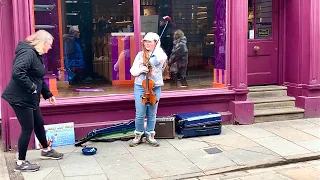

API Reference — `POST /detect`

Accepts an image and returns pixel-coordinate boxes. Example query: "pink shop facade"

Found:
[0,0,319,151]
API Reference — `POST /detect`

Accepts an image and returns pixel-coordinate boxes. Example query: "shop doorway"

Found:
[247,0,279,86]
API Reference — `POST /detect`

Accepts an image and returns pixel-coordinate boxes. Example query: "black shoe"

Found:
[40,149,64,160]
[177,73,182,80]
[170,73,178,87]
[180,78,188,88]
[14,161,40,172]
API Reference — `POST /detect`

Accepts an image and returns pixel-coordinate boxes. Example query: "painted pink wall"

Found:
[0,0,34,150]
[309,0,320,86]
[133,0,141,55]
[284,0,320,117]
[8,89,235,150]
[229,0,249,99]
[284,0,320,97]
[284,0,302,85]
[228,0,254,124]
[0,0,15,150]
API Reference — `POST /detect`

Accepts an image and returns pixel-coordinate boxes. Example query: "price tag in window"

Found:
[249,30,254,39]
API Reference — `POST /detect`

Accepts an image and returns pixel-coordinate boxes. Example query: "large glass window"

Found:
[34,0,226,98]
[33,0,62,75]
[141,0,227,90]
[61,0,135,97]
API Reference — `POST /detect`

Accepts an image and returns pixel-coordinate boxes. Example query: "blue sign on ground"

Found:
[35,122,75,149]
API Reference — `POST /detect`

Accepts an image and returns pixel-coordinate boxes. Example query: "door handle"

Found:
[254,46,260,52]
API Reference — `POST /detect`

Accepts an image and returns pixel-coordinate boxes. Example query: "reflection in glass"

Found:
[152,0,227,89]
[248,0,272,40]
[45,0,227,98]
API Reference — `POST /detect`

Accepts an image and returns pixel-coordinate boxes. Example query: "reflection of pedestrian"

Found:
[169,30,189,87]
[1,30,64,172]
[113,36,129,79]
[63,26,85,83]
[113,51,125,79]
[97,16,107,33]
[203,35,214,65]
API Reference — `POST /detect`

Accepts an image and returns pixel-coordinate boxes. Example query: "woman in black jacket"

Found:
[2,30,63,172]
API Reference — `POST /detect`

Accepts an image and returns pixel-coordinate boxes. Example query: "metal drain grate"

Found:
[203,147,223,154]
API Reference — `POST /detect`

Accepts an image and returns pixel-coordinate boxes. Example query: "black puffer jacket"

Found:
[1,42,53,109]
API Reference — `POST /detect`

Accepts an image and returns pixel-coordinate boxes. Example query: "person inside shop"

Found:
[106,19,120,33]
[168,29,189,87]
[97,16,108,33]
[129,32,168,147]
[1,30,64,172]
[63,25,85,84]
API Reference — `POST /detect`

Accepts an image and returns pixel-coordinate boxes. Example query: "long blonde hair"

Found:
[174,29,184,40]
[142,41,155,76]
[25,30,54,55]
[141,40,170,79]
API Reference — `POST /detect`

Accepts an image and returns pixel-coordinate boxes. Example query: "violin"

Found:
[141,52,157,106]
[140,17,171,106]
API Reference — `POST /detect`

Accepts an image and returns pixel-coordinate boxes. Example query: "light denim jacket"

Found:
[130,49,168,87]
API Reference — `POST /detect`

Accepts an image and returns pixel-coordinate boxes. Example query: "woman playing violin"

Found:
[129,32,168,147]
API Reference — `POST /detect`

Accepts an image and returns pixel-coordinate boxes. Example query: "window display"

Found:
[33,0,227,98]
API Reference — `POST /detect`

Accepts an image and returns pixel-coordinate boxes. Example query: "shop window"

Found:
[34,0,226,98]
[33,0,62,76]
[61,0,135,97]
[141,0,227,90]
[248,0,273,40]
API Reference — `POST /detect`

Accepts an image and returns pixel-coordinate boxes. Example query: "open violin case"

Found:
[174,111,222,138]
[75,120,135,146]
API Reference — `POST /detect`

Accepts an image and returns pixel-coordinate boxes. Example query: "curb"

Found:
[197,153,320,179]
[151,153,320,180]
[4,151,24,180]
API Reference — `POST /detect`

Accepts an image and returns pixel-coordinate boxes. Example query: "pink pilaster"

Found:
[306,0,320,90]
[229,0,248,94]
[296,0,320,118]
[0,0,15,151]
[228,0,254,124]
[0,0,33,151]
[133,0,141,55]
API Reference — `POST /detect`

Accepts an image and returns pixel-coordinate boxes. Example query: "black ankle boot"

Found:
[180,78,188,87]
[170,73,178,87]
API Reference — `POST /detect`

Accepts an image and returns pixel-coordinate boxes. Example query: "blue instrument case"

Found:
[174,111,222,138]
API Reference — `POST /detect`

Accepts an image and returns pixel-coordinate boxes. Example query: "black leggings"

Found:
[10,105,48,160]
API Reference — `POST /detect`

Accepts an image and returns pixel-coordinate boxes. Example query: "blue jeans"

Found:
[134,84,161,132]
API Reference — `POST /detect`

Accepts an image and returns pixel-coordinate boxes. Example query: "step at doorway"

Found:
[248,85,305,123]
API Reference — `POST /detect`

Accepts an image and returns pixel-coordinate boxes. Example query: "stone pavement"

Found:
[3,118,320,180]
[186,160,320,180]
[0,143,10,180]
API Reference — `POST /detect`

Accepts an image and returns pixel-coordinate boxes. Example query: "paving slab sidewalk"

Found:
[190,159,320,180]
[3,118,320,180]
[0,145,10,180]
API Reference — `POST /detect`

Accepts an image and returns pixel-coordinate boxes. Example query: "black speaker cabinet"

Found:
[155,116,175,139]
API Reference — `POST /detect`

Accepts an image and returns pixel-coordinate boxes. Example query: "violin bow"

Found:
[145,16,172,65]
